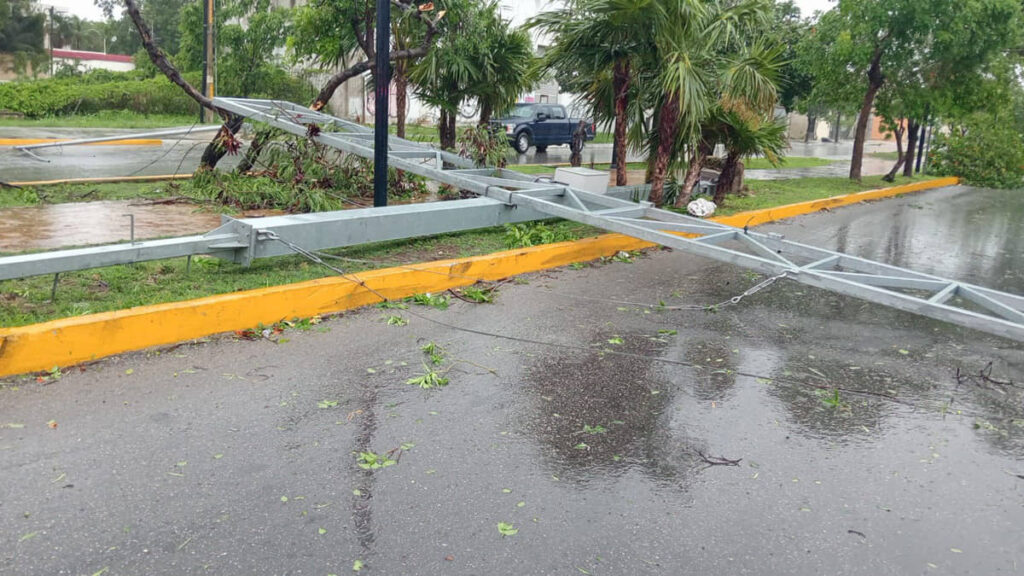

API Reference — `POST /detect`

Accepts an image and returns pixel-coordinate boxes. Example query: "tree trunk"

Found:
[882,120,904,178]
[644,107,661,184]
[714,151,741,205]
[850,46,886,181]
[123,0,241,171]
[394,60,408,139]
[438,109,457,151]
[198,115,245,171]
[612,58,630,187]
[235,126,276,174]
[882,120,905,183]
[675,139,712,208]
[902,120,919,178]
[915,118,927,173]
[804,113,816,143]
[648,94,680,206]
[479,101,493,126]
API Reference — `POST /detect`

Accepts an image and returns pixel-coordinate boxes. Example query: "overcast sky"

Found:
[52,0,838,22]
[45,1,105,21]
[794,0,836,17]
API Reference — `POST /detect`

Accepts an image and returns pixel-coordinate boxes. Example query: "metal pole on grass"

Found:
[201,0,209,124]
[373,0,391,207]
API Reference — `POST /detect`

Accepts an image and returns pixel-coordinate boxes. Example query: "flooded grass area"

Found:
[0,200,224,252]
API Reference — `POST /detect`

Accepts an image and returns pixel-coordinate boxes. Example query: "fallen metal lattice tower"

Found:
[2,97,1022,342]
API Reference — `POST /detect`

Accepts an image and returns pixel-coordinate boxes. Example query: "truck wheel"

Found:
[536,145,548,153]
[514,132,531,154]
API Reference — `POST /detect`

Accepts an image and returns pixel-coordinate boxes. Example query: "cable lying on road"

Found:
[258,230,936,409]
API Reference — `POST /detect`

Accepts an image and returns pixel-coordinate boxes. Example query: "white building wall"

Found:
[499,1,564,105]
[54,58,135,73]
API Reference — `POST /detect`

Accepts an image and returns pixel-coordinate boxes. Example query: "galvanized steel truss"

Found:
[1,97,1022,342]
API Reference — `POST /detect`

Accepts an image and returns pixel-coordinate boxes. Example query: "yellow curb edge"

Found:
[9,174,192,187]
[0,138,162,147]
[0,176,959,378]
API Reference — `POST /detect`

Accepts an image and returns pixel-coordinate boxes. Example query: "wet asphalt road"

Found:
[2,186,1023,576]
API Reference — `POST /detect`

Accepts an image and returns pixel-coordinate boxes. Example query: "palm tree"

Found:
[647,0,779,206]
[707,106,787,206]
[471,10,538,125]
[411,1,537,150]
[530,0,656,187]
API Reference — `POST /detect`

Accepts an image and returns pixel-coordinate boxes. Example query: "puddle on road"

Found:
[523,329,706,483]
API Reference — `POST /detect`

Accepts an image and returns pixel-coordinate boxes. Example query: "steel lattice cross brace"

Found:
[1,97,1021,342]
[209,98,1024,341]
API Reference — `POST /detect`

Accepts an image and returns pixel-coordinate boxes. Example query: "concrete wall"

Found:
[0,53,43,82]
[787,112,896,142]
[53,57,135,73]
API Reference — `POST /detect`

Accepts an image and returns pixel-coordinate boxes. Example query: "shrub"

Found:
[458,124,509,168]
[929,113,1024,189]
[0,70,197,117]
[503,222,577,248]
[0,67,314,118]
[182,138,430,213]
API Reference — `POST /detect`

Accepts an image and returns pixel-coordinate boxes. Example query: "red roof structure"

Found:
[52,49,134,64]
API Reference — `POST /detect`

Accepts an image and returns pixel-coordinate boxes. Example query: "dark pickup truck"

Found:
[491,103,595,154]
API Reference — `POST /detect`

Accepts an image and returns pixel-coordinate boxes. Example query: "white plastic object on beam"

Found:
[554,167,609,195]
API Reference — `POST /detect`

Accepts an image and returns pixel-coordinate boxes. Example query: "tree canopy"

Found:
[797,0,1023,179]
[0,0,46,75]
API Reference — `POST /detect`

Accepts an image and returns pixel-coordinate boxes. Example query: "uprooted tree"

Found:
[108,0,444,172]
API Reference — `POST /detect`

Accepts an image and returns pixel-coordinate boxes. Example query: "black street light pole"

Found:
[200,0,209,124]
[373,0,391,207]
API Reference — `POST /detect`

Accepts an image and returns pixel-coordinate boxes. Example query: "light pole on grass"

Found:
[373,0,391,207]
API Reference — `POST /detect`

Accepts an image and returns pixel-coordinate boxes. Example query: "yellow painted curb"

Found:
[0,138,162,146]
[0,235,650,377]
[712,177,961,228]
[0,176,958,378]
[9,174,192,187]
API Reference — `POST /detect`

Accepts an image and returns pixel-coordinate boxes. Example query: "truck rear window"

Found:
[509,104,536,119]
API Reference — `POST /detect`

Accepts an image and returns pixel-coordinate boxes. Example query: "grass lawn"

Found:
[0,111,201,129]
[390,123,440,142]
[0,220,598,327]
[0,181,176,209]
[717,174,938,216]
[0,172,942,326]
[870,151,900,161]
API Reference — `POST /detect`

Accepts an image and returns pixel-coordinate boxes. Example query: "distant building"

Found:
[51,49,135,73]
[499,1,565,106]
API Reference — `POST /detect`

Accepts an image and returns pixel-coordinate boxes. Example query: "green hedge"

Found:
[0,68,315,118]
[929,113,1024,189]
[0,72,198,117]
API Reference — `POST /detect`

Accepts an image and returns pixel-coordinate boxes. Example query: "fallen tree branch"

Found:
[123,0,222,118]
[956,362,1020,390]
[311,0,443,110]
[696,450,742,467]
[122,0,241,171]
